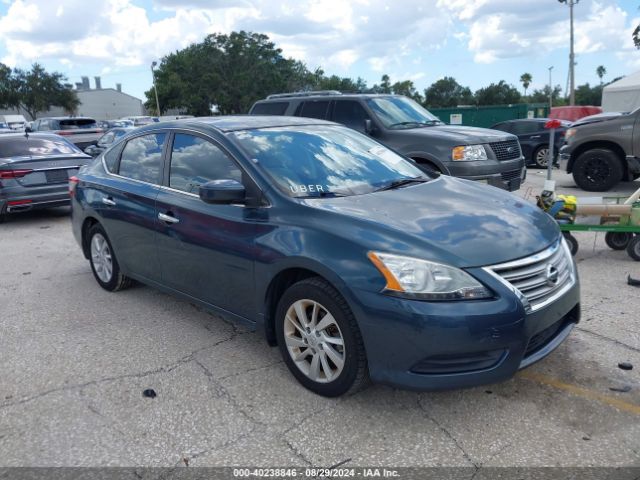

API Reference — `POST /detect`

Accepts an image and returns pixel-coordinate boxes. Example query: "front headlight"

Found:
[564,128,577,141]
[367,252,492,300]
[452,144,488,161]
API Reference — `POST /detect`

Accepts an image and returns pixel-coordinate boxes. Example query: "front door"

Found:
[155,132,257,319]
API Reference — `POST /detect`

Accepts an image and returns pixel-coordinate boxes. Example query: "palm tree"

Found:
[596,65,606,85]
[520,73,532,96]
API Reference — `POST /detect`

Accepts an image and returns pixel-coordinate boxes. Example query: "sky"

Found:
[0,0,639,103]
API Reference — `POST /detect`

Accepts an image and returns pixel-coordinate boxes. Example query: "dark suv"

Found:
[250,92,526,191]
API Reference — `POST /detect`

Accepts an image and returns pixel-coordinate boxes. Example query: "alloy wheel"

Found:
[536,148,549,167]
[584,157,611,185]
[91,233,113,283]
[283,299,345,383]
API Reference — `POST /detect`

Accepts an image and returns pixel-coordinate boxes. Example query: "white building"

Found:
[0,77,144,121]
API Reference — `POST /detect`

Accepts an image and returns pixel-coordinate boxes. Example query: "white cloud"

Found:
[440,0,636,64]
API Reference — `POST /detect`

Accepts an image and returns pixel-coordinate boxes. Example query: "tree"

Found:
[378,74,392,94]
[474,80,521,105]
[574,83,603,106]
[391,79,423,103]
[145,31,316,115]
[634,23,640,48]
[520,73,532,96]
[596,65,606,85]
[1,63,79,119]
[423,77,474,108]
[528,85,565,105]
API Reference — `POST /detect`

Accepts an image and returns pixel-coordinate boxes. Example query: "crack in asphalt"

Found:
[0,335,240,410]
[575,327,640,354]
[417,398,478,469]
[283,439,314,466]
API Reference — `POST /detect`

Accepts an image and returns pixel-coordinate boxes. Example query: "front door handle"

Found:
[102,197,116,206]
[158,212,179,224]
[530,135,541,139]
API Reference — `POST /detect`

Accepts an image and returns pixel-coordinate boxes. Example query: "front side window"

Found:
[367,96,443,129]
[169,134,242,194]
[98,132,116,146]
[118,133,166,184]
[233,125,427,198]
[332,101,371,132]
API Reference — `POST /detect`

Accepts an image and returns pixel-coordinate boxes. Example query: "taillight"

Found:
[69,176,80,196]
[0,169,33,179]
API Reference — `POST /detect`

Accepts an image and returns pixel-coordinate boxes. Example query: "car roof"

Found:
[135,115,337,133]
[256,93,405,103]
[37,116,96,121]
[499,118,548,123]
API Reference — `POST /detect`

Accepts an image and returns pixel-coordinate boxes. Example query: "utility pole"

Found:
[548,66,554,112]
[151,61,161,116]
[558,0,579,105]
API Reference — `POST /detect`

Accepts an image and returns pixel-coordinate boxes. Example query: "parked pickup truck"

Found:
[250,92,526,191]
[559,109,640,191]
[27,117,104,149]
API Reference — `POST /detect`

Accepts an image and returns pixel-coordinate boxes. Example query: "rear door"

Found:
[91,132,167,282]
[510,121,544,161]
[155,131,257,318]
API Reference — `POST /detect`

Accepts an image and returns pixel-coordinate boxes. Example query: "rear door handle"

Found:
[102,197,116,206]
[530,135,541,139]
[158,212,179,224]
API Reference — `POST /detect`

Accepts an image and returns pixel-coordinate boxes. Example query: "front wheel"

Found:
[563,232,579,256]
[275,278,369,397]
[572,149,623,192]
[87,224,132,291]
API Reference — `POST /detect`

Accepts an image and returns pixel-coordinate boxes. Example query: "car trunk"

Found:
[2,154,88,187]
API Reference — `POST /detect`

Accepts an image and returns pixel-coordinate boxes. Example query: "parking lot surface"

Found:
[1,170,639,469]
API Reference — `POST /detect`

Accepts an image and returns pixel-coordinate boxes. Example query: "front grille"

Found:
[45,169,69,184]
[501,169,521,181]
[484,240,574,312]
[489,139,521,161]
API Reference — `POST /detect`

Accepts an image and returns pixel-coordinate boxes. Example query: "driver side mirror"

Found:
[199,179,246,205]
[364,119,375,135]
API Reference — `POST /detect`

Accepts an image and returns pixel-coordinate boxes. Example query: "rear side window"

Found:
[251,102,289,115]
[332,100,371,132]
[0,136,82,158]
[298,101,330,119]
[510,122,541,135]
[118,133,166,184]
[59,119,97,130]
[169,133,242,194]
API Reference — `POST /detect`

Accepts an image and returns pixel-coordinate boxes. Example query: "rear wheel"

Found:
[275,277,369,397]
[572,148,623,192]
[87,224,132,291]
[626,236,640,261]
[533,145,550,168]
[604,232,632,250]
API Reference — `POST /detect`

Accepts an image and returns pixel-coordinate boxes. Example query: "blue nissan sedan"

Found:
[70,116,580,397]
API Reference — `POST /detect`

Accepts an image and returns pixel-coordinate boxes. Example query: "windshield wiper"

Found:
[296,191,349,199]
[373,177,429,192]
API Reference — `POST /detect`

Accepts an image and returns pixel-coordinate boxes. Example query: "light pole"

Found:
[150,61,161,116]
[558,0,579,105]
[548,66,554,112]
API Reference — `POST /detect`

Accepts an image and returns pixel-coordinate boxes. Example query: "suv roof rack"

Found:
[266,90,343,100]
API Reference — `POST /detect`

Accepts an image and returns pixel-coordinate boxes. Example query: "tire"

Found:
[626,236,640,261]
[632,172,640,180]
[563,232,578,256]
[87,223,132,291]
[572,149,623,192]
[275,277,369,397]
[604,232,632,250]
[533,145,550,168]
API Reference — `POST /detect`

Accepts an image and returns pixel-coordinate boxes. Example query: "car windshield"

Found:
[232,125,429,198]
[367,96,443,129]
[0,136,83,158]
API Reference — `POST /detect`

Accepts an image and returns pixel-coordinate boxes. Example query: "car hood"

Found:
[395,125,514,145]
[571,112,627,127]
[304,176,559,267]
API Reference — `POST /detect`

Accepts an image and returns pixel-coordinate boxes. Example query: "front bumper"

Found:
[348,267,580,391]
[445,157,526,192]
